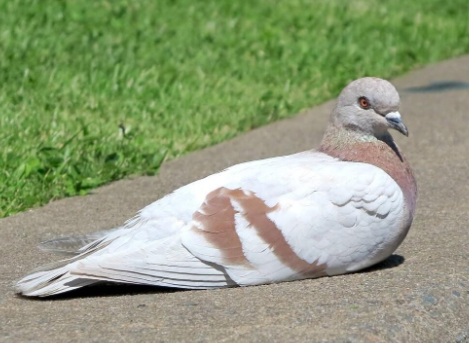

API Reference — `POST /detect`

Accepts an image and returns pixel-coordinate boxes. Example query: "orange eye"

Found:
[359,97,370,109]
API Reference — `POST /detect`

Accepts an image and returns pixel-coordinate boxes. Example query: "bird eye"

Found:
[359,97,370,109]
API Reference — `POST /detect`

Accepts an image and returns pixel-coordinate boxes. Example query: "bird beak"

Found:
[385,111,408,137]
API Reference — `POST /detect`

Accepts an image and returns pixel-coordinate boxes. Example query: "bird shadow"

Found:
[18,254,406,301]
[18,282,182,301]
[360,254,405,274]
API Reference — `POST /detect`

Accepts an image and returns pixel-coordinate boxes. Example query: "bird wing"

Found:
[76,151,404,287]
[181,152,405,285]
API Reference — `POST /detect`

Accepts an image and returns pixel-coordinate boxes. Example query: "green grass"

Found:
[1,0,468,217]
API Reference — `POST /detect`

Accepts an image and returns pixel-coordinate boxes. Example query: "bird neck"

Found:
[318,125,417,217]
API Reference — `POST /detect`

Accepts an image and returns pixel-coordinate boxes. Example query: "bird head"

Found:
[333,77,408,137]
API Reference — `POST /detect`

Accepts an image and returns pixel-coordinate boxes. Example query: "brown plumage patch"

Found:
[192,187,327,277]
[192,188,249,266]
[319,127,417,217]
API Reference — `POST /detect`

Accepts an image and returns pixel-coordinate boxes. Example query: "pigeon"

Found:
[16,77,417,297]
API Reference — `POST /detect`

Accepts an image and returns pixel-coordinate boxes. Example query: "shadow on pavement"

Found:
[403,80,469,93]
[18,282,181,301]
[18,254,405,301]
[362,254,405,273]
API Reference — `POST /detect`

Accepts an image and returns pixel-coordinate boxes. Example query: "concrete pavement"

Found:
[1,56,469,342]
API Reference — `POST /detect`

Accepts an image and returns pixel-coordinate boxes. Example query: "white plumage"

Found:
[17,151,405,296]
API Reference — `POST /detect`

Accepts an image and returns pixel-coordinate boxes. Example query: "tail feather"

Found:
[16,229,235,297]
[15,264,97,297]
[38,227,121,256]
[17,228,122,297]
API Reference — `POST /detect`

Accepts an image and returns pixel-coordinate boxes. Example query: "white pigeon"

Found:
[16,77,417,297]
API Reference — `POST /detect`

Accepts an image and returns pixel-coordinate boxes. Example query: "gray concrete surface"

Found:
[1,56,469,343]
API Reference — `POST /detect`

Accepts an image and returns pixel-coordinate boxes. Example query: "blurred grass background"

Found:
[1,0,468,217]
